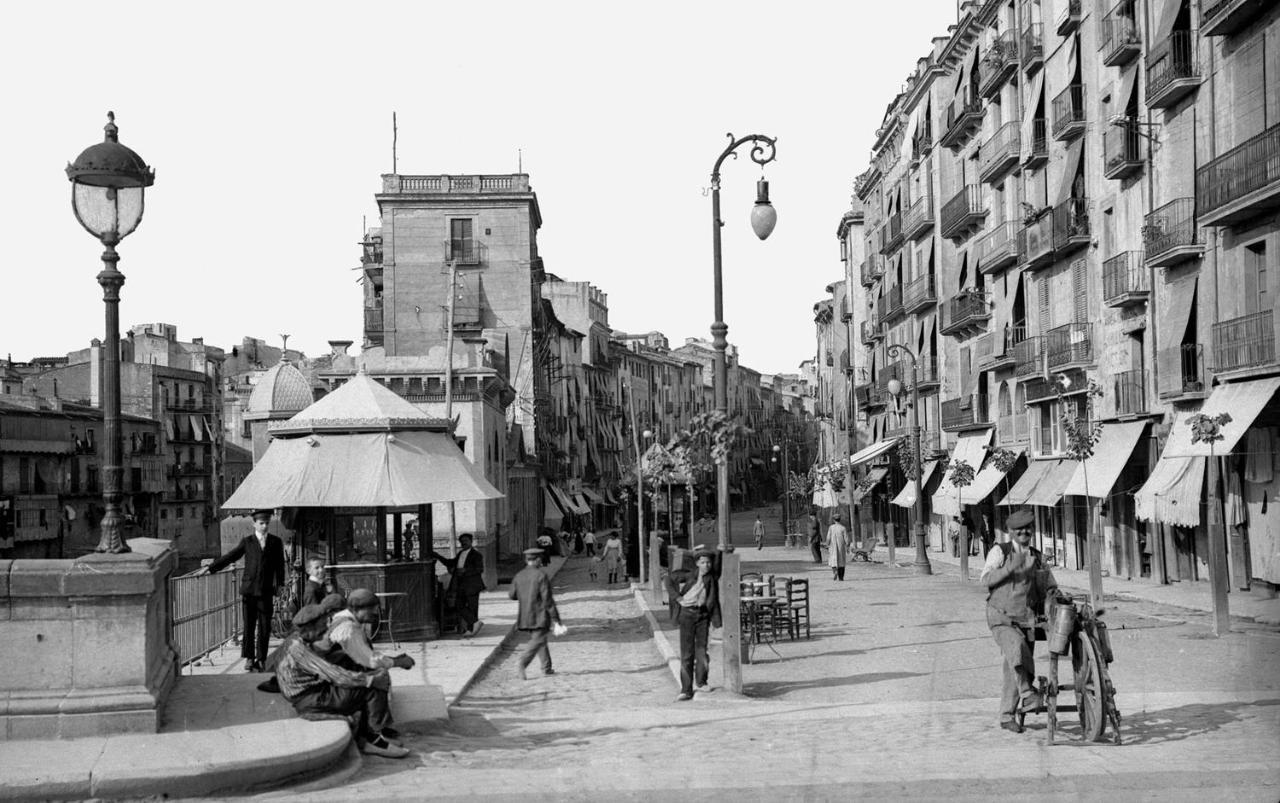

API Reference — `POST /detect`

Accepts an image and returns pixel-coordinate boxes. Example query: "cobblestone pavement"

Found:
[267,520,1280,802]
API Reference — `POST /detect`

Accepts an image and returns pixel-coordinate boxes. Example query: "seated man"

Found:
[276,604,408,758]
[325,589,417,692]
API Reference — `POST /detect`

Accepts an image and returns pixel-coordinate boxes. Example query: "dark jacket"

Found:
[807,516,822,544]
[209,534,286,597]
[665,551,723,628]
[435,547,486,594]
[509,565,560,631]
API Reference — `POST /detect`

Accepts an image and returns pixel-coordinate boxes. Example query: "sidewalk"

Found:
[0,557,567,802]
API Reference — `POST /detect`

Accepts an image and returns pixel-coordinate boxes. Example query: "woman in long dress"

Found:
[601,531,625,584]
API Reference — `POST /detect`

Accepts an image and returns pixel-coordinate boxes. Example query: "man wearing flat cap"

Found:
[509,548,563,680]
[326,589,417,674]
[980,508,1058,734]
[665,546,724,701]
[200,508,286,673]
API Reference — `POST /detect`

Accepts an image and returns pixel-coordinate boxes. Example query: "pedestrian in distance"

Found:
[601,530,625,584]
[536,530,555,566]
[807,512,823,564]
[509,548,564,680]
[198,508,286,673]
[588,551,600,582]
[980,508,1059,734]
[753,515,766,550]
[826,511,851,581]
[432,532,487,637]
[665,546,723,701]
[583,527,597,557]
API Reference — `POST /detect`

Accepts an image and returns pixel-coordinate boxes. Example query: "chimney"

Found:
[328,340,353,357]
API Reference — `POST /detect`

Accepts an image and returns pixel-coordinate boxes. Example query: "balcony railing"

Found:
[978,324,1027,370]
[882,284,904,322]
[912,129,934,163]
[940,289,991,337]
[1022,23,1044,73]
[861,320,883,344]
[1144,198,1203,267]
[941,89,984,149]
[1052,197,1091,253]
[444,239,487,266]
[1147,30,1201,108]
[1052,84,1086,141]
[977,221,1020,274]
[980,121,1022,184]
[1203,0,1273,36]
[942,394,990,430]
[980,30,1019,98]
[364,305,383,332]
[1021,212,1055,270]
[1196,122,1280,226]
[1104,118,1143,180]
[1025,118,1049,167]
[1213,310,1276,373]
[902,272,938,313]
[1158,344,1208,398]
[1101,2,1142,65]
[1046,322,1093,369]
[903,193,935,240]
[1014,335,1045,377]
[861,254,883,287]
[940,185,986,239]
[1114,368,1148,416]
[881,211,904,255]
[1056,0,1083,35]
[1102,251,1149,307]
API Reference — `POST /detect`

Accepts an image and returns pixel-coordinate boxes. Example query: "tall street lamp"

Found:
[886,343,932,575]
[66,112,155,554]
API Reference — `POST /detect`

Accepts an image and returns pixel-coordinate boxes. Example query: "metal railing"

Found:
[1052,84,1086,139]
[1046,322,1093,368]
[1104,118,1143,176]
[1147,30,1199,101]
[882,211,903,254]
[980,30,1019,96]
[444,240,487,265]
[1102,251,1148,304]
[903,272,937,311]
[980,121,1022,181]
[942,394,989,430]
[1052,197,1091,251]
[941,289,990,331]
[1022,24,1044,71]
[1057,0,1083,34]
[1101,1,1141,64]
[904,193,935,239]
[1014,335,1045,377]
[1027,118,1048,163]
[1213,310,1276,372]
[1157,344,1207,396]
[171,568,243,667]
[1196,122,1280,219]
[1143,198,1199,261]
[977,220,1020,271]
[941,185,985,237]
[1114,368,1148,416]
[364,305,383,331]
[1021,212,1055,267]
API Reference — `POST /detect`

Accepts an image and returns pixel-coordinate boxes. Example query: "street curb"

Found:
[633,587,683,686]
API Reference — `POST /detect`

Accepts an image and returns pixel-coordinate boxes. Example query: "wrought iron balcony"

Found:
[880,212,904,255]
[1101,1,1141,66]
[1020,213,1055,271]
[1104,118,1144,180]
[942,394,990,431]
[855,383,872,409]
[1196,122,1280,226]
[979,30,1019,99]
[902,272,938,314]
[911,128,934,164]
[1045,322,1094,370]
[1144,198,1204,267]
[1052,197,1091,254]
[1213,310,1277,373]
[1102,251,1149,308]
[1157,344,1209,399]
[1057,0,1083,35]
[1147,31,1202,109]
[980,121,1022,185]
[981,325,1027,372]
[1052,84,1086,141]
[880,284,904,322]
[444,239,487,266]
[940,289,991,338]
[940,185,987,240]
[977,221,1021,275]
[364,305,384,343]
[1202,0,1272,36]
[903,193,935,241]
[1114,368,1148,417]
[1024,118,1049,168]
[1014,335,1045,377]
[941,89,984,149]
[861,320,883,345]
[1022,24,1044,74]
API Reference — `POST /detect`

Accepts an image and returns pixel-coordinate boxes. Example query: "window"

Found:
[1246,241,1268,315]
[449,219,475,264]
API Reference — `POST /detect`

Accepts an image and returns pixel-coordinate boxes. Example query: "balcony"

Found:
[911,128,934,165]
[861,254,884,287]
[855,383,872,410]
[1213,310,1277,374]
[1144,198,1204,267]
[984,325,1027,372]
[363,304,384,345]
[1196,123,1280,226]
[1147,31,1202,109]
[1114,368,1149,417]
[942,394,991,431]
[939,290,991,338]
[1052,198,1091,254]
[1024,118,1049,168]
[998,411,1031,445]
[864,383,887,409]
[1022,376,1061,404]
[1022,24,1044,74]
[980,121,1022,185]
[1101,2,1141,66]
[1020,212,1055,271]
[902,272,938,314]
[1046,322,1094,370]
[880,212,904,255]
[1057,0,1083,35]
[903,193,935,240]
[977,221,1021,275]
[1014,335,1046,377]
[940,185,987,240]
[941,89,984,150]
[1103,118,1144,180]
[1157,344,1209,399]
[444,239,487,266]
[861,320,883,345]
[1202,0,1273,36]
[881,284,904,323]
[979,30,1019,99]
[1102,251,1149,307]
[1052,84,1086,141]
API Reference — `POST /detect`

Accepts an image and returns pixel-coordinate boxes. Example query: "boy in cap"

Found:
[199,509,286,672]
[666,546,724,700]
[431,532,486,637]
[509,548,563,679]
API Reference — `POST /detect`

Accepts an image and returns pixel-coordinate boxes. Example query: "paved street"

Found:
[263,514,1280,802]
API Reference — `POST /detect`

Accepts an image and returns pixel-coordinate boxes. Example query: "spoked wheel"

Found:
[1071,630,1106,742]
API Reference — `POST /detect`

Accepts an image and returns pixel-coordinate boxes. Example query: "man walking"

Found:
[980,508,1058,734]
[826,511,851,580]
[807,512,823,564]
[510,548,563,679]
[432,532,486,636]
[752,515,766,550]
[201,509,286,672]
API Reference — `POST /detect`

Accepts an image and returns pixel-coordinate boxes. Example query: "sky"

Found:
[1,1,961,376]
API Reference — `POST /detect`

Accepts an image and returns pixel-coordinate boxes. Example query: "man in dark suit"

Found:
[201,508,286,672]
[509,548,562,680]
[432,532,487,637]
[665,546,724,701]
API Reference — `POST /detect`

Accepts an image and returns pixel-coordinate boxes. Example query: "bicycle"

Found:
[1020,593,1122,745]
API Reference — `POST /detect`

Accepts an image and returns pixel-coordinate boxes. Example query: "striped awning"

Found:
[1161,377,1280,457]
[962,447,1023,505]
[998,459,1056,507]
[1135,454,1204,528]
[851,468,889,502]
[1024,460,1078,507]
[932,430,993,517]
[892,460,939,508]
[0,439,74,455]
[1062,422,1147,498]
[848,438,900,467]
[582,487,605,505]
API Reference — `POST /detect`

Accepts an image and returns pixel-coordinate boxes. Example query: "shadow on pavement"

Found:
[1117,698,1280,746]
[746,670,927,698]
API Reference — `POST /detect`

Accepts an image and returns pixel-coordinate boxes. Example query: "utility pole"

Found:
[444,260,459,558]
[626,378,651,591]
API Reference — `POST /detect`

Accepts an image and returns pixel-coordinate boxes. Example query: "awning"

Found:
[892,460,939,508]
[963,447,1024,504]
[1055,138,1084,205]
[570,493,591,515]
[1021,71,1045,161]
[932,430,993,517]
[1162,377,1280,457]
[1118,63,1138,112]
[1153,0,1180,43]
[222,430,504,509]
[852,468,889,502]
[548,484,577,516]
[1156,276,1198,396]
[0,439,74,455]
[1135,454,1203,528]
[999,459,1056,506]
[605,488,619,505]
[582,487,605,505]
[1062,421,1147,498]
[848,438,901,467]
[1024,459,1078,507]
[750,457,766,467]
[545,489,569,519]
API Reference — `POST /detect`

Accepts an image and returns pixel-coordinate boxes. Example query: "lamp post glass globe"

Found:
[643,429,653,440]
[750,178,777,240]
[886,377,904,397]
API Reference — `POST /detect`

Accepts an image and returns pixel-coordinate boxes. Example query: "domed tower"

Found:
[243,359,312,462]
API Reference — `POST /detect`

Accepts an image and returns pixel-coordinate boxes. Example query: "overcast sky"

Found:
[2,1,960,376]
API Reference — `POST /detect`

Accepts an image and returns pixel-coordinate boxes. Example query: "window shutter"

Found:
[1072,258,1088,323]
[1038,275,1051,334]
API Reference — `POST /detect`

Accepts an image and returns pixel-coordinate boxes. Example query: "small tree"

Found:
[1188,411,1232,636]
[948,458,976,581]
[1058,379,1105,609]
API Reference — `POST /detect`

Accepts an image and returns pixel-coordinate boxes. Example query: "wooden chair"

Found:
[787,578,811,639]
[770,576,795,639]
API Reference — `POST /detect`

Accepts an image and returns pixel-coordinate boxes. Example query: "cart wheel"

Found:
[1071,631,1106,742]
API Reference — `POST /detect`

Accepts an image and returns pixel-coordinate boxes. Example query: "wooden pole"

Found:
[1206,449,1231,636]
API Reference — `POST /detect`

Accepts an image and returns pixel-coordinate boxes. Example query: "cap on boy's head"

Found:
[293,604,328,627]
[320,593,345,613]
[1007,509,1035,530]
[523,547,544,558]
[832,511,843,522]
[347,588,378,609]
[251,509,273,522]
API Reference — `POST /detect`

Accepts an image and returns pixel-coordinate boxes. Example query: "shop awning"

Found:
[547,484,577,516]
[570,493,591,515]
[852,468,890,502]
[892,460,939,508]
[1161,377,1280,457]
[605,488,620,505]
[1062,421,1147,498]
[999,459,1056,506]
[582,487,605,505]
[1024,459,1078,507]
[848,438,901,467]
[0,439,74,455]
[1135,454,1204,528]
[545,489,569,519]
[932,430,993,518]
[963,447,1024,505]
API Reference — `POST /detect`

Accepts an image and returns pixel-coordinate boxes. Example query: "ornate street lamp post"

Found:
[66,112,155,554]
[886,344,933,575]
